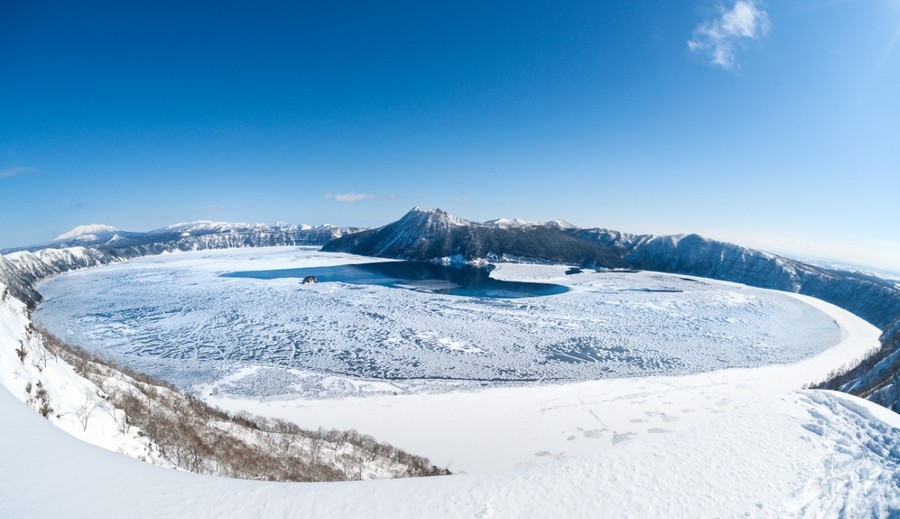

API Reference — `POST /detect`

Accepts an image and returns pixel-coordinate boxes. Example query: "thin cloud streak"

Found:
[324,192,376,203]
[688,1,770,70]
[0,166,37,179]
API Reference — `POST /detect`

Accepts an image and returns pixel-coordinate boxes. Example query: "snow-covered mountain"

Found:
[0,247,115,309]
[483,217,576,229]
[322,207,629,267]
[53,224,121,243]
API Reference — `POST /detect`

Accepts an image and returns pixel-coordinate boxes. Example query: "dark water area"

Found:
[222,261,569,299]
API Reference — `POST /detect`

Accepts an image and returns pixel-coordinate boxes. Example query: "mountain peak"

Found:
[547,219,577,230]
[399,207,470,228]
[55,224,119,241]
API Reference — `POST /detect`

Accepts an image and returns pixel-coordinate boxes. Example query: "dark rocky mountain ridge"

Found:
[321,207,629,268]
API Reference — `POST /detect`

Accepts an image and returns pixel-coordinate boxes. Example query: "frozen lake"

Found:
[34,247,841,399]
[223,260,569,298]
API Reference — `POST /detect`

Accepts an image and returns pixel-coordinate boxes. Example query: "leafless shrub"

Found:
[34,381,53,418]
[74,390,105,432]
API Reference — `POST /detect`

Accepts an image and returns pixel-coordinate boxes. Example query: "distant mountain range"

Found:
[4,220,358,255]
[1,207,898,412]
[0,221,357,312]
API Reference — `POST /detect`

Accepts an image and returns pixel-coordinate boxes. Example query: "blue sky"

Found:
[2,1,899,271]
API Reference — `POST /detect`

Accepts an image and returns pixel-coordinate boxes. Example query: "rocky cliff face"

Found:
[13,221,355,256]
[0,248,115,309]
[818,317,900,412]
[587,232,900,331]
[0,222,356,308]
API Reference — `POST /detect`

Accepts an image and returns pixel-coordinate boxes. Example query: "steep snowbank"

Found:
[0,280,167,462]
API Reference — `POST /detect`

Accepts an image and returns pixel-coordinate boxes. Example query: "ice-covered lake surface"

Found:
[34,247,841,399]
[223,261,569,298]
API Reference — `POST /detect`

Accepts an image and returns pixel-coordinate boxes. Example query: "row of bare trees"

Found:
[37,328,449,482]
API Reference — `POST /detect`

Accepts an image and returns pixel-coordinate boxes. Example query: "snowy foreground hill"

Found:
[3,376,899,517]
[2,212,900,516]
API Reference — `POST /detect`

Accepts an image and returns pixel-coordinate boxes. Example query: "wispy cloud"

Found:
[688,1,770,70]
[0,166,37,179]
[324,192,376,203]
[878,241,900,248]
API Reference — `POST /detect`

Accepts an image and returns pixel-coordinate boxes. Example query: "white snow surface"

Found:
[2,380,898,518]
[28,246,890,474]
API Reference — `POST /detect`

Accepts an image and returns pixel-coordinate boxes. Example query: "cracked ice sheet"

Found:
[35,247,842,397]
[205,288,879,473]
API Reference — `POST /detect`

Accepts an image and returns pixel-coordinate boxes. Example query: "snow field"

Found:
[2,382,897,518]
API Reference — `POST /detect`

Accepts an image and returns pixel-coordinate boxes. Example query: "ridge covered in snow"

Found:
[4,220,359,255]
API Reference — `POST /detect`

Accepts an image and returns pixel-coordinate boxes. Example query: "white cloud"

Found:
[324,192,376,203]
[0,166,36,179]
[878,241,900,248]
[688,1,771,70]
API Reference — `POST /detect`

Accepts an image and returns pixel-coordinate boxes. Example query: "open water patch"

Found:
[222,261,569,299]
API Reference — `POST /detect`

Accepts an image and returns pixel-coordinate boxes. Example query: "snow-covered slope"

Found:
[0,277,168,462]
[2,380,897,517]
